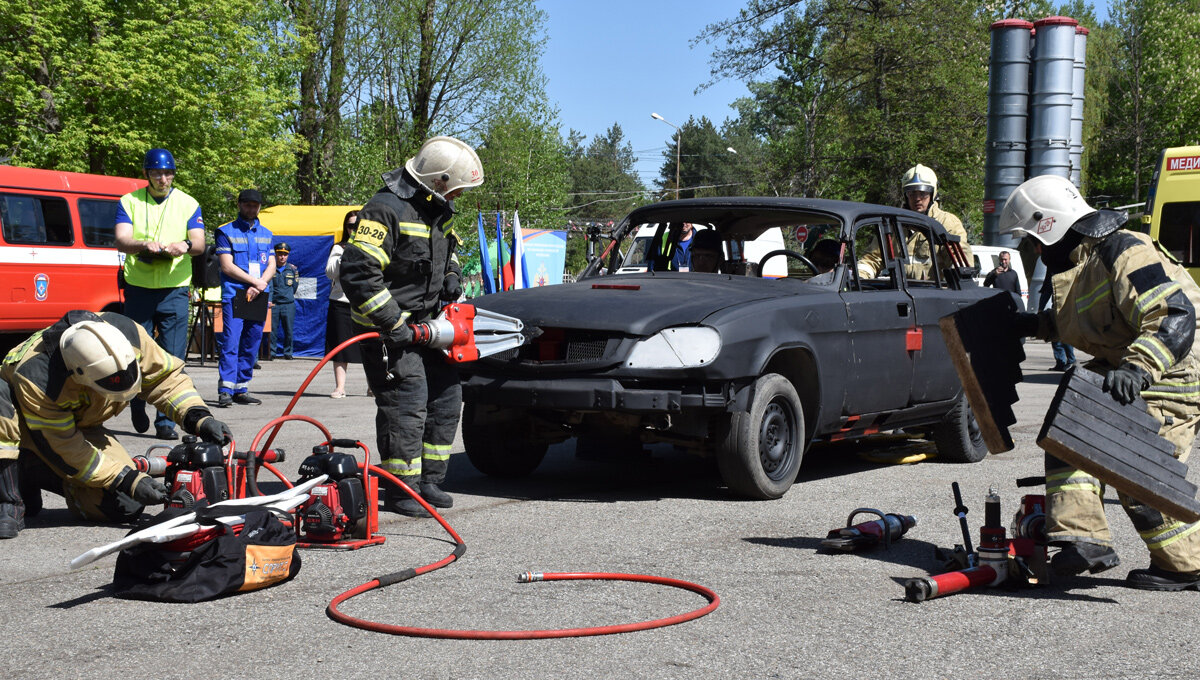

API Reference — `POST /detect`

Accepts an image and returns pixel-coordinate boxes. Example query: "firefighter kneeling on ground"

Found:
[339,136,483,517]
[1003,174,1200,591]
[0,311,233,538]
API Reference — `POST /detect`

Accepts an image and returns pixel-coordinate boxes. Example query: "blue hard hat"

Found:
[143,148,176,171]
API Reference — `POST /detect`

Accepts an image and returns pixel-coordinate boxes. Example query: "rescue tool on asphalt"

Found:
[821,508,916,552]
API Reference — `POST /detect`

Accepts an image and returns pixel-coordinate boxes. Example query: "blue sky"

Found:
[538,1,1109,189]
[540,0,759,187]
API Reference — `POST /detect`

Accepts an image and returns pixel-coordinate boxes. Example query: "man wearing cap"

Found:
[0,311,233,537]
[214,190,275,408]
[269,242,300,360]
[340,136,483,516]
[114,148,205,441]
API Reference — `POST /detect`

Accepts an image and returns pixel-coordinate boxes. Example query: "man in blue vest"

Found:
[269,242,299,359]
[114,148,205,441]
[214,190,275,408]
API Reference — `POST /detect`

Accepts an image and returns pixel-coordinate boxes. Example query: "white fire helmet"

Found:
[902,164,938,200]
[1000,174,1096,247]
[404,136,484,202]
[60,321,141,401]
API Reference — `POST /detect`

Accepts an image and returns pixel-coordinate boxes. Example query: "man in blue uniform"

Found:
[269,242,299,359]
[214,190,275,408]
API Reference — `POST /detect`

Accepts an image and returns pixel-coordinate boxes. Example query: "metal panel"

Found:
[1070,26,1090,187]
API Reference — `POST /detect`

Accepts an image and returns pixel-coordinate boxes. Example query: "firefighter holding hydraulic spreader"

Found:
[1003,174,1200,590]
[339,136,484,517]
[0,311,233,538]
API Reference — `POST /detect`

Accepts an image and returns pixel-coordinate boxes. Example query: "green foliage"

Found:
[657,116,743,198]
[469,106,570,260]
[565,123,647,220]
[0,0,302,224]
[1088,0,1200,204]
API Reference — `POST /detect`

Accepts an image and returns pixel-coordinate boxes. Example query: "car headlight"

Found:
[625,326,721,369]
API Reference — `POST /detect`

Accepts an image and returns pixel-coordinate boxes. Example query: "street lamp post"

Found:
[651,112,681,198]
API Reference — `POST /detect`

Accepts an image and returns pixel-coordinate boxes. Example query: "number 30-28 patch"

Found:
[354,219,388,247]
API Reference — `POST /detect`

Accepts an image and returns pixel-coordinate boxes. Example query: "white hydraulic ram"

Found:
[68,475,328,570]
[408,303,526,363]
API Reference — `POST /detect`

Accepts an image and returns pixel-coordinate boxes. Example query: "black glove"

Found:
[131,474,168,506]
[1102,363,1151,405]
[1014,312,1040,338]
[441,273,462,302]
[197,416,233,445]
[383,318,413,348]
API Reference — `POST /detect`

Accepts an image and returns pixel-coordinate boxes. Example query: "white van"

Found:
[616,224,788,277]
[973,245,1029,311]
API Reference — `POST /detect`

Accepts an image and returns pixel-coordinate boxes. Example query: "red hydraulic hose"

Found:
[273,333,720,638]
[326,466,720,639]
[260,332,378,452]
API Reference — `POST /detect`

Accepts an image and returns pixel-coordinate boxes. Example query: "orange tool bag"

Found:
[112,504,300,603]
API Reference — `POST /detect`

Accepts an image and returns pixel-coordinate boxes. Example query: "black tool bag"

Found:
[112,503,301,603]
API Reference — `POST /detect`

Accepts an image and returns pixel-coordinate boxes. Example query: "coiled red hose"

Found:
[270,331,722,638]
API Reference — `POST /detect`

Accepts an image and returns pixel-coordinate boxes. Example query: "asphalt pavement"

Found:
[2,343,1198,680]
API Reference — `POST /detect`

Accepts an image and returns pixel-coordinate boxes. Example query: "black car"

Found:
[461,197,997,499]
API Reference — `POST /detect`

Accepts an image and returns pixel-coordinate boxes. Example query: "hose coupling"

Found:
[517,571,544,583]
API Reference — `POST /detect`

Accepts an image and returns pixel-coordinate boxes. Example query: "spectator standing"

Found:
[325,211,364,399]
[214,190,275,407]
[113,148,205,440]
[270,242,299,359]
[671,223,697,271]
[984,250,1024,311]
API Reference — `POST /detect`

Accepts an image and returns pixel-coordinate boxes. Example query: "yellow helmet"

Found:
[902,164,938,200]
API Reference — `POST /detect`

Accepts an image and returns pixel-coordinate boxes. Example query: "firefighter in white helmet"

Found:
[858,164,974,279]
[339,136,484,517]
[1003,174,1200,590]
[0,311,233,537]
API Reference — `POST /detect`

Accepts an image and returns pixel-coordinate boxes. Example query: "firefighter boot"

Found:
[1050,542,1120,576]
[1126,565,1200,591]
[384,484,430,518]
[0,460,25,539]
[420,482,453,509]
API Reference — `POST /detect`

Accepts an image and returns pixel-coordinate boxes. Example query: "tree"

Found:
[657,116,743,198]
[473,106,570,228]
[565,123,646,220]
[1088,0,1200,204]
[0,0,301,221]
[291,0,350,205]
[360,0,548,150]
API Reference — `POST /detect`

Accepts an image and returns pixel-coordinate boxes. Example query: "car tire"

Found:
[463,405,549,478]
[932,392,987,464]
[717,373,805,499]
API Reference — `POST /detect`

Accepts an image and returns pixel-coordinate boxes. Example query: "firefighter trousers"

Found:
[363,341,461,488]
[1045,398,1200,573]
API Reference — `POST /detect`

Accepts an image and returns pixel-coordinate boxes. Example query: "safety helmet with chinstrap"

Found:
[902,164,938,200]
[404,136,484,202]
[999,174,1096,247]
[60,321,141,402]
[143,148,176,171]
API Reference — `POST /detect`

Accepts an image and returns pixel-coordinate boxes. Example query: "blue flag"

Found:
[477,212,495,294]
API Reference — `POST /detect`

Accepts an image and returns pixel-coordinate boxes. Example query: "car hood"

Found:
[472,273,821,336]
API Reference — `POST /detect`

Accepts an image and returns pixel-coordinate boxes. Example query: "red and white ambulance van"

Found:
[0,166,146,334]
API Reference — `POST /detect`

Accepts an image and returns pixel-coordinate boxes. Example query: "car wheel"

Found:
[932,392,987,464]
[462,404,549,478]
[717,373,805,499]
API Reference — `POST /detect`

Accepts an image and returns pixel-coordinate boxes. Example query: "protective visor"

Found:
[94,360,141,401]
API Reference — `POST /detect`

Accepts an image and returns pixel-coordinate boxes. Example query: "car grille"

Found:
[491,328,621,365]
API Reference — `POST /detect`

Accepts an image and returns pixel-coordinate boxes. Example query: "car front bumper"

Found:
[462,375,731,414]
